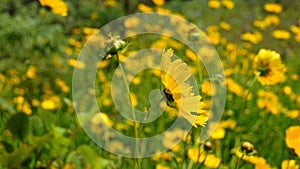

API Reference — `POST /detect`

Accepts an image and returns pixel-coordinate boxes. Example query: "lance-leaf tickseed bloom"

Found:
[253,49,286,85]
[160,49,207,127]
[39,0,68,16]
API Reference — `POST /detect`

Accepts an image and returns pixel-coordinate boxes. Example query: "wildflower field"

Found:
[1,0,300,168]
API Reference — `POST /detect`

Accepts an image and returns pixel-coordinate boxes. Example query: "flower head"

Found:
[264,3,282,14]
[253,49,286,85]
[39,0,68,16]
[160,49,206,127]
[285,126,300,157]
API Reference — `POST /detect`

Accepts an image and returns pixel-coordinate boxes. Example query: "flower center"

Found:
[163,89,175,102]
[258,66,269,76]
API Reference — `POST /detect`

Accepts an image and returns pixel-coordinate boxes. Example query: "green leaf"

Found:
[0,97,16,114]
[29,115,45,136]
[7,113,29,141]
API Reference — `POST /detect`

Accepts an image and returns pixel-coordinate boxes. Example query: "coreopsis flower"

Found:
[272,29,291,40]
[281,160,299,169]
[253,49,286,85]
[257,90,283,115]
[241,31,263,44]
[160,49,207,127]
[264,3,282,14]
[285,126,300,157]
[208,0,221,9]
[39,0,68,16]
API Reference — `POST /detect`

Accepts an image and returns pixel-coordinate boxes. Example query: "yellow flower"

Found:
[39,0,68,16]
[264,3,282,14]
[160,49,206,127]
[204,154,221,168]
[272,29,291,40]
[286,110,300,119]
[152,0,165,6]
[257,90,282,115]
[208,0,221,9]
[211,127,225,139]
[41,100,56,110]
[241,31,263,44]
[104,0,117,7]
[156,164,170,169]
[138,3,153,12]
[91,113,113,133]
[253,49,286,85]
[264,15,280,26]
[220,21,231,30]
[26,66,36,79]
[187,147,206,163]
[281,160,299,169]
[226,78,244,97]
[285,126,300,157]
[222,0,234,9]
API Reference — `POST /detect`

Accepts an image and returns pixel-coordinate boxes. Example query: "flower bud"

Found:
[241,141,254,154]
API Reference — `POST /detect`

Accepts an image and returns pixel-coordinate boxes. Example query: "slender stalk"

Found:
[115,53,141,169]
[241,73,259,112]
[235,153,244,169]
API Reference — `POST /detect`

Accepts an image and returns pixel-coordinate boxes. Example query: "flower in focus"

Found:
[272,29,291,40]
[160,49,207,127]
[281,160,299,169]
[285,126,300,157]
[39,0,68,16]
[264,3,282,14]
[253,49,286,85]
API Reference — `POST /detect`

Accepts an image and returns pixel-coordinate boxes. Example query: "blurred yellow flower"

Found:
[253,49,286,85]
[283,86,292,96]
[286,110,300,119]
[226,78,244,97]
[39,0,68,16]
[208,0,221,9]
[234,149,271,168]
[91,113,113,133]
[272,29,291,40]
[241,31,263,44]
[138,3,153,12]
[160,49,206,127]
[26,66,36,79]
[156,164,169,169]
[41,100,56,110]
[222,0,234,9]
[281,159,299,169]
[204,154,221,168]
[285,126,300,157]
[220,22,231,30]
[104,0,117,7]
[55,78,70,93]
[264,3,282,14]
[67,58,86,69]
[124,17,139,28]
[187,147,206,163]
[257,90,282,115]
[211,127,225,139]
[264,15,280,26]
[152,0,165,6]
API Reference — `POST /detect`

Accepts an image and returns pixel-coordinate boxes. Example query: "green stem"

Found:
[235,153,244,169]
[115,53,141,169]
[241,74,259,112]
